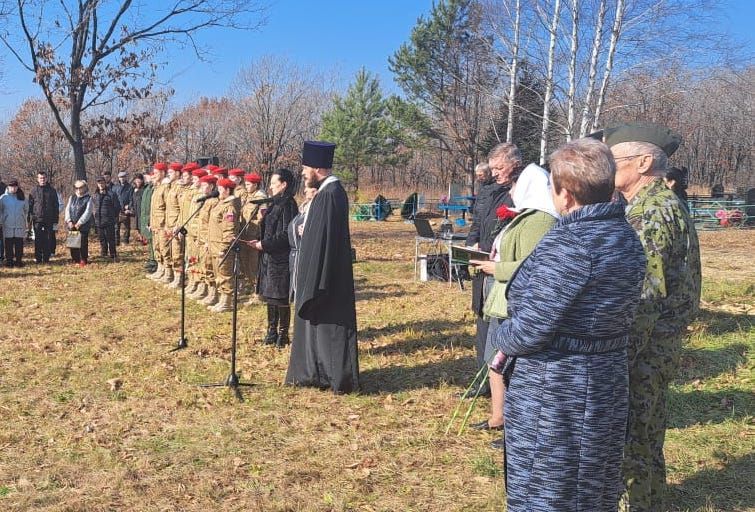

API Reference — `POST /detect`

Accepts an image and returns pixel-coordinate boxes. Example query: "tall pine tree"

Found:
[320,68,388,194]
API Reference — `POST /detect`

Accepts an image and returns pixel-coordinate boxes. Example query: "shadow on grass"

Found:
[360,355,477,394]
[667,453,754,511]
[360,319,472,353]
[693,308,753,336]
[676,342,748,384]
[668,389,754,429]
[355,287,409,301]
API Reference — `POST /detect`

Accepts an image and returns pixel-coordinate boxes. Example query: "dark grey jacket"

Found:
[28,183,60,224]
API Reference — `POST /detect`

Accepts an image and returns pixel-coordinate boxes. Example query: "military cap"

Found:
[586,130,604,141]
[244,173,262,183]
[228,168,245,177]
[168,162,183,171]
[192,169,208,178]
[206,164,219,172]
[212,167,228,177]
[182,162,199,172]
[302,140,336,169]
[603,122,681,157]
[153,162,168,171]
[199,175,217,184]
[217,178,236,189]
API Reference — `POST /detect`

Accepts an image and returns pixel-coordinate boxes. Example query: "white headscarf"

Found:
[511,163,558,218]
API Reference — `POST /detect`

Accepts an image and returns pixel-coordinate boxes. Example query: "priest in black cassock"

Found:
[285,141,360,394]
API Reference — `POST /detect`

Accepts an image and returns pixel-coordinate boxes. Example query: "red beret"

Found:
[199,175,217,184]
[153,162,168,171]
[206,164,219,171]
[191,169,208,178]
[244,173,262,183]
[228,168,245,177]
[182,162,199,172]
[217,178,236,189]
[211,167,228,177]
[169,162,183,171]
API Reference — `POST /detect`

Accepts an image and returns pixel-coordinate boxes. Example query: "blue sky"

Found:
[0,0,752,117]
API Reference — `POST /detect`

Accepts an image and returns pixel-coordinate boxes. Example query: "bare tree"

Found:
[579,0,607,137]
[0,0,266,182]
[228,56,332,181]
[506,0,522,143]
[565,0,579,140]
[539,0,562,164]
[591,0,625,132]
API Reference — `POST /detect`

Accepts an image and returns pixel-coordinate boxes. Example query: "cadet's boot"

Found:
[189,282,208,300]
[158,267,174,284]
[276,306,291,348]
[148,263,164,280]
[185,279,199,296]
[209,293,233,313]
[263,305,279,345]
[200,286,218,306]
[168,272,183,289]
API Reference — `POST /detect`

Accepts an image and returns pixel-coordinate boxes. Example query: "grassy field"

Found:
[0,223,752,511]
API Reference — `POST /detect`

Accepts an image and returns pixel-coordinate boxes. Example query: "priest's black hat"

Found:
[603,122,681,157]
[302,141,336,169]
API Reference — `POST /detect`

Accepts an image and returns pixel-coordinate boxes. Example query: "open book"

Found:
[450,245,491,264]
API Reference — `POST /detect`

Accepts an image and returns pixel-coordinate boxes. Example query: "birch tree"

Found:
[539,0,562,164]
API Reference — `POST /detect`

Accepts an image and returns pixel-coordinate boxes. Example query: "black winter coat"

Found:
[91,190,120,227]
[256,193,298,302]
[469,182,512,315]
[112,182,133,212]
[28,183,60,223]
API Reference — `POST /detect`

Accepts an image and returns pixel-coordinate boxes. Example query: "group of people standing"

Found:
[134,142,359,394]
[463,123,700,512]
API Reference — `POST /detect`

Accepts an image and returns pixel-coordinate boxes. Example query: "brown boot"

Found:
[200,286,218,306]
[159,267,174,284]
[187,281,206,300]
[209,293,232,313]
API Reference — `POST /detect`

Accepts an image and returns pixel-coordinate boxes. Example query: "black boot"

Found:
[276,306,291,348]
[264,305,279,345]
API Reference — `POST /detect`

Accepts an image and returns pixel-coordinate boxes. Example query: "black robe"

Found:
[285,178,359,393]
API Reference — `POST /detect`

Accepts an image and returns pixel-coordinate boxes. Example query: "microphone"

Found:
[195,190,220,203]
[247,196,274,205]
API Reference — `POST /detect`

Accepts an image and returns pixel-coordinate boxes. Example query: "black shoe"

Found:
[470,420,504,431]
[276,332,290,348]
[490,437,505,450]
[263,329,278,345]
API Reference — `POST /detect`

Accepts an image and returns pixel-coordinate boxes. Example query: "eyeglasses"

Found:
[613,154,646,162]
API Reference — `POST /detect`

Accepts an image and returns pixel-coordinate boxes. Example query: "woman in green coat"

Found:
[469,163,558,438]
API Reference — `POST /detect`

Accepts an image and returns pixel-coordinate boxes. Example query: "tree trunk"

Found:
[506,0,522,144]
[540,0,562,165]
[592,0,625,132]
[566,0,579,141]
[579,0,607,137]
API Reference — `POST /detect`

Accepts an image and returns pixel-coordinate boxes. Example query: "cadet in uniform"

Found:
[241,172,268,305]
[181,166,207,296]
[190,174,219,303]
[206,178,240,313]
[165,162,188,287]
[147,162,169,281]
[605,123,702,511]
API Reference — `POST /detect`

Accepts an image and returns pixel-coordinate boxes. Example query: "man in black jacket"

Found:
[0,176,5,261]
[28,171,60,263]
[464,144,520,397]
[92,177,120,261]
[112,171,134,245]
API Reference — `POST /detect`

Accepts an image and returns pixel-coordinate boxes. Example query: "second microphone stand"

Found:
[166,200,207,352]
[198,202,260,401]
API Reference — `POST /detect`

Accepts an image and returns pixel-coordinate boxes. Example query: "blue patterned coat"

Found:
[494,202,646,512]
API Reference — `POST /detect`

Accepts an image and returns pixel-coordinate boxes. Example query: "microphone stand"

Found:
[198,201,259,402]
[165,200,207,353]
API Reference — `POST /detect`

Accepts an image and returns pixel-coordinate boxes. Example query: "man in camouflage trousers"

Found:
[605,123,702,511]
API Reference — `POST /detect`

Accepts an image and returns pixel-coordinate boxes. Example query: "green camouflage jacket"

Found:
[626,179,701,348]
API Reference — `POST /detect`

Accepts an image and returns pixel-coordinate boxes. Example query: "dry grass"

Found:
[0,223,752,511]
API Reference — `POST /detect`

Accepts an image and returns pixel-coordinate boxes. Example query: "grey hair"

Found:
[487,142,523,168]
[621,141,668,172]
[475,162,491,177]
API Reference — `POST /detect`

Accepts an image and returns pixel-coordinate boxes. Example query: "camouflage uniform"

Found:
[166,181,186,274]
[621,179,702,511]
[179,184,203,287]
[239,188,267,289]
[149,179,169,268]
[197,196,219,290]
[208,195,241,295]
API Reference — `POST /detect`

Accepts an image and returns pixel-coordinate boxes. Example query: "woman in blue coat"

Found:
[493,138,647,511]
